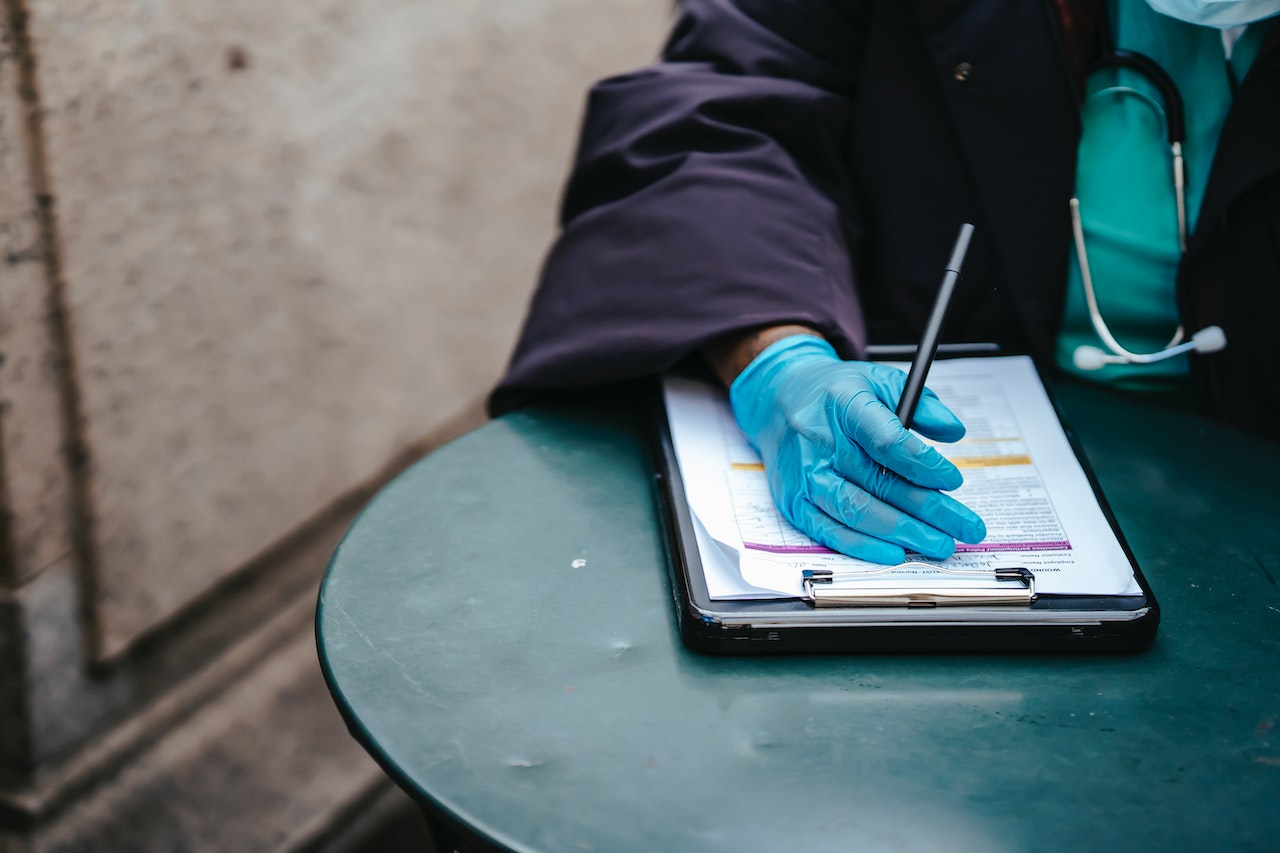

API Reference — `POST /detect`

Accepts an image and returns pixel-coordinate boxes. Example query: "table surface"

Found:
[317,379,1280,853]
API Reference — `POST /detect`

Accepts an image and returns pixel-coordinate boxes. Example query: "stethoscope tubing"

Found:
[1069,34,1198,366]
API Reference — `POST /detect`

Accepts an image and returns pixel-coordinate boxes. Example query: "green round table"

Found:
[317,381,1280,852]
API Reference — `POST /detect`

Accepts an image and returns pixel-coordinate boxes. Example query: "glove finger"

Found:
[835,391,963,490]
[809,465,958,560]
[874,471,986,544]
[788,498,907,565]
[846,363,967,445]
[907,389,967,443]
[823,449,985,544]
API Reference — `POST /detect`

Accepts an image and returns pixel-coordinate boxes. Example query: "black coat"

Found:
[491,0,1280,441]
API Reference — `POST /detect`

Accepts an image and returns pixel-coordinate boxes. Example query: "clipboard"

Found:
[652,353,1160,654]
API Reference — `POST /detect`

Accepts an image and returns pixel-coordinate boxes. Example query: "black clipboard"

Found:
[652,354,1160,654]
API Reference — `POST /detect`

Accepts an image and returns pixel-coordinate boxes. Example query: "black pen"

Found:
[894,223,974,431]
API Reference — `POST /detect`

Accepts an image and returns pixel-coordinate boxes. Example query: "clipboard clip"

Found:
[801,564,1036,608]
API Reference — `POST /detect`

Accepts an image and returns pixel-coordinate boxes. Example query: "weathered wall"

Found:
[32,0,668,661]
[0,0,670,848]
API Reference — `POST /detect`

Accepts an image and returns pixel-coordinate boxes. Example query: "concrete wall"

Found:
[0,0,670,848]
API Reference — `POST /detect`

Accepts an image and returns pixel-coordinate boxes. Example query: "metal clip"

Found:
[801,563,1036,608]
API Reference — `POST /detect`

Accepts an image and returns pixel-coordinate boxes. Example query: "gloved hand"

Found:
[729,334,986,564]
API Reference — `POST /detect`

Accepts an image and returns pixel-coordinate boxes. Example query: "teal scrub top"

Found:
[1055,2,1277,390]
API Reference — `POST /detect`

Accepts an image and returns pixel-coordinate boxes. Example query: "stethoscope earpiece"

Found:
[1189,325,1227,353]
[1072,345,1116,371]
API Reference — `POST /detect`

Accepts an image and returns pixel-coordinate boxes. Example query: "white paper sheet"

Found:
[663,356,1142,599]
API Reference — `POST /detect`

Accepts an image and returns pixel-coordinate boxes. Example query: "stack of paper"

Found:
[663,356,1141,600]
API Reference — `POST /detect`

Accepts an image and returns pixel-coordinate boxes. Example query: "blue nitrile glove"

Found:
[729,334,986,564]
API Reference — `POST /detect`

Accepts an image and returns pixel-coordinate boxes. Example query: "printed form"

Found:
[663,356,1142,599]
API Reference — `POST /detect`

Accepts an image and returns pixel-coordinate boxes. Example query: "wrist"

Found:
[703,324,826,387]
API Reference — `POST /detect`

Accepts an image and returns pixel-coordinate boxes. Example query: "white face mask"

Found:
[1145,0,1280,27]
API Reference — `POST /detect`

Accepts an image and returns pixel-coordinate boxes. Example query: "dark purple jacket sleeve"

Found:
[489,0,874,414]
[487,0,1280,444]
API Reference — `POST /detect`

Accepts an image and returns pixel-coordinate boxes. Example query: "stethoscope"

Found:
[1067,16,1227,371]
